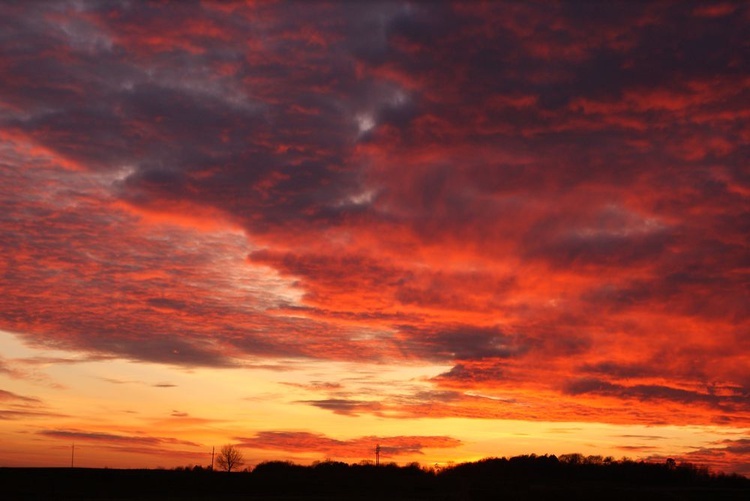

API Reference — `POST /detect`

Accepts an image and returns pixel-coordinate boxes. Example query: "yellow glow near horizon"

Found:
[1,329,746,470]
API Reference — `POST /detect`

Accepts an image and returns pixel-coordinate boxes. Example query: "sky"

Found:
[0,0,748,476]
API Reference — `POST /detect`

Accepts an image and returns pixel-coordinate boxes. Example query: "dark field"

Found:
[3,456,749,500]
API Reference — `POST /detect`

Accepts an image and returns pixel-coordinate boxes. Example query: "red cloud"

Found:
[237,431,461,459]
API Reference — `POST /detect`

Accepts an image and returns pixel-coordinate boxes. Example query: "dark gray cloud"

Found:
[579,361,665,380]
[563,378,750,412]
[433,363,508,385]
[723,438,750,455]
[298,398,384,416]
[396,325,530,362]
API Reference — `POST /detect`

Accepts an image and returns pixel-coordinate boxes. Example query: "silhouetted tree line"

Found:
[2,454,748,500]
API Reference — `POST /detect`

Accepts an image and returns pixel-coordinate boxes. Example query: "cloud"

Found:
[100,378,177,388]
[395,325,531,362]
[615,434,667,441]
[433,363,508,385]
[0,409,67,421]
[237,431,461,459]
[14,355,113,366]
[298,398,384,417]
[0,388,64,421]
[0,388,41,403]
[579,362,663,380]
[562,378,749,409]
[0,0,748,432]
[559,378,750,425]
[282,381,343,392]
[722,438,750,455]
[616,445,655,452]
[649,437,750,477]
[39,429,200,448]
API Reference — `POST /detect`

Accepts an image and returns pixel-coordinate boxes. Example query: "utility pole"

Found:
[375,444,380,466]
[211,446,215,471]
[71,443,75,468]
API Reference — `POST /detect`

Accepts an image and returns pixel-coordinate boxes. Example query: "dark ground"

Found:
[3,455,749,500]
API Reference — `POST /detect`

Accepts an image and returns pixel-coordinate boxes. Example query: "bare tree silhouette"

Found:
[215,444,244,472]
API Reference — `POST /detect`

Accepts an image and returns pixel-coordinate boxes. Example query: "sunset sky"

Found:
[1,0,748,475]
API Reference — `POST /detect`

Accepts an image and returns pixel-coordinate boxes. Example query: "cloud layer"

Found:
[0,0,748,474]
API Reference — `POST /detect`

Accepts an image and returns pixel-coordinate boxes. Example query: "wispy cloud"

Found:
[39,429,200,448]
[0,388,41,403]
